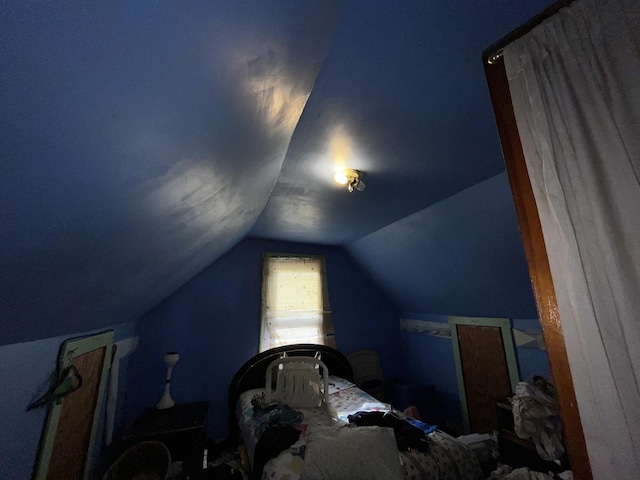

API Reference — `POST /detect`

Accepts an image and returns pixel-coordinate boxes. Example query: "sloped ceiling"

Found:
[1,0,549,345]
[252,0,551,243]
[347,173,539,319]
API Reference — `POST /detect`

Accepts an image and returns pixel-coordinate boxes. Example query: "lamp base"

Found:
[157,352,179,409]
[156,390,175,410]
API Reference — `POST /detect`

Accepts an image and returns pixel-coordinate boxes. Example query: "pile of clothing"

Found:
[250,392,305,480]
[489,465,573,480]
[511,376,564,463]
[347,410,435,452]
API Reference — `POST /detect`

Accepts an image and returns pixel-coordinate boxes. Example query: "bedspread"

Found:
[236,376,482,480]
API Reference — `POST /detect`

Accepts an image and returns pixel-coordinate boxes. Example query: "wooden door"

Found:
[46,347,107,480]
[34,331,113,480]
[457,324,512,432]
[450,316,519,433]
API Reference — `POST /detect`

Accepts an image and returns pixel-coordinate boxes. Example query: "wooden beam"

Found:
[484,58,592,480]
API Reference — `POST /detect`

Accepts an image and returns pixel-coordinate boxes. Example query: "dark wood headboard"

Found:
[228,344,353,412]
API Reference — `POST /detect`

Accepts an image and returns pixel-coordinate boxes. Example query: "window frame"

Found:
[259,253,335,352]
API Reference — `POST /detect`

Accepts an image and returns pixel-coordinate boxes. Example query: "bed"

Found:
[228,344,483,480]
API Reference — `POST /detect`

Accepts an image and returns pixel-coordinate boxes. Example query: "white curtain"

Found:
[504,0,640,478]
[260,256,326,352]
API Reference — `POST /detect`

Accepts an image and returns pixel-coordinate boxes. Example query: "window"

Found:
[259,254,335,352]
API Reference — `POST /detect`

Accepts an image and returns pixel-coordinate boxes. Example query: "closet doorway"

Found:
[449,316,519,433]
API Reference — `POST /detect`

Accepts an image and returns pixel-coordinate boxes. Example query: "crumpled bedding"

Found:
[511,377,564,463]
[300,424,403,480]
[489,465,555,480]
[236,376,483,480]
[261,430,484,480]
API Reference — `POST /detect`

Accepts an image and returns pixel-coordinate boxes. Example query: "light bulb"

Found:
[334,170,348,185]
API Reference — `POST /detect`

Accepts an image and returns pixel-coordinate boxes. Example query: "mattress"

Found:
[236,376,483,480]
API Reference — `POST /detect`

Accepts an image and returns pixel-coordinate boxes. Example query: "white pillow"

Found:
[300,425,403,480]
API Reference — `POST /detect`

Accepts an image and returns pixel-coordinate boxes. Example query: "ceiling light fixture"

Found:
[334,168,365,192]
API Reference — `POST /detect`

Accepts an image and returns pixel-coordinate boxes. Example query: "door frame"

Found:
[449,316,519,433]
[484,25,591,477]
[34,330,114,480]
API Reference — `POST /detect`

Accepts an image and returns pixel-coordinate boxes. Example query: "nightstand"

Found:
[123,401,209,461]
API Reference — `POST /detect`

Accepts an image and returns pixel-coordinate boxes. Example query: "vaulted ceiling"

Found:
[1,0,550,345]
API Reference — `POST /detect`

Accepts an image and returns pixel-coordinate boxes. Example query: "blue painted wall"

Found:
[0,322,137,480]
[124,237,401,440]
[511,318,552,381]
[346,172,538,318]
[398,313,461,425]
[345,173,550,428]
[399,313,550,429]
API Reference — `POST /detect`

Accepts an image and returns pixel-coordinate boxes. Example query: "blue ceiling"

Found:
[1,0,549,345]
[251,0,551,243]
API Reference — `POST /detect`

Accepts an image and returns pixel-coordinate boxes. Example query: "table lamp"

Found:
[157,352,179,409]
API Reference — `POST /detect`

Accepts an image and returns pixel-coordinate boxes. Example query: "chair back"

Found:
[265,357,329,408]
[348,349,385,400]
